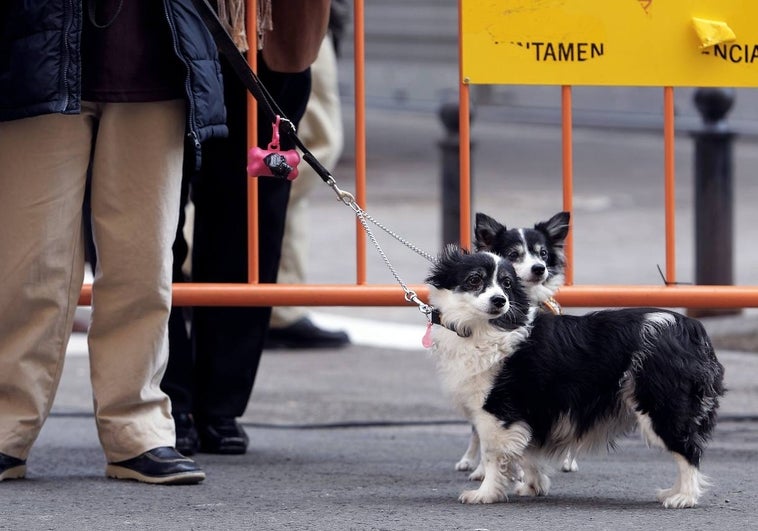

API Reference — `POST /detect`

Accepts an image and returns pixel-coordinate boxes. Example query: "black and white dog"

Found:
[474,211,570,312]
[425,246,725,508]
[455,211,575,478]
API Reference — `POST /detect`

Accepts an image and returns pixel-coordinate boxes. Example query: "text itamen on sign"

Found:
[511,41,605,62]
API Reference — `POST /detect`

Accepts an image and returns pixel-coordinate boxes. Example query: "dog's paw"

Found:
[561,457,578,472]
[515,482,540,497]
[458,487,507,504]
[468,463,485,481]
[455,458,476,472]
[657,489,698,509]
[515,474,551,497]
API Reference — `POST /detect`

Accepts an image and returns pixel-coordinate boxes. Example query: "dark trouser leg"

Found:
[188,58,311,419]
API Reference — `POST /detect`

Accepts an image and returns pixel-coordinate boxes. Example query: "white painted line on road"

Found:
[66,311,427,358]
[310,311,427,352]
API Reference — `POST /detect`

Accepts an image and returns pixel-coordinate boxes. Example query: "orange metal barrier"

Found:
[78,1,758,310]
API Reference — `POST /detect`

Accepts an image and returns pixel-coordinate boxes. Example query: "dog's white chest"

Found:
[430,329,509,412]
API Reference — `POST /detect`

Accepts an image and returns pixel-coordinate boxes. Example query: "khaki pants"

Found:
[0,101,183,462]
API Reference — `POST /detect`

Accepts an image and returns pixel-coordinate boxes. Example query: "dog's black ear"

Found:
[427,244,467,285]
[474,212,506,251]
[535,211,570,247]
[430,244,462,270]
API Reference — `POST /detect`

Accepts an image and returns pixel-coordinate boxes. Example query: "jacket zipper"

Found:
[61,0,75,112]
[162,0,201,151]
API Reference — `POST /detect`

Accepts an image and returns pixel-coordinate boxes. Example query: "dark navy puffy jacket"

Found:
[0,0,228,148]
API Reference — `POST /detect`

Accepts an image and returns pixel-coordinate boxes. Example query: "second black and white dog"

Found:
[425,246,725,508]
[474,211,570,312]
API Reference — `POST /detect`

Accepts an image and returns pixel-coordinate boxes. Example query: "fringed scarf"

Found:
[217,0,273,52]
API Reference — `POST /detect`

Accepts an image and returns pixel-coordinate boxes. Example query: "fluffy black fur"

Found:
[485,308,725,467]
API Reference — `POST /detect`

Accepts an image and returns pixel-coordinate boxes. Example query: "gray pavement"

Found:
[4,343,758,530]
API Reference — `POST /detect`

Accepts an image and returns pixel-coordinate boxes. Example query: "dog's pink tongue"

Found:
[422,322,433,348]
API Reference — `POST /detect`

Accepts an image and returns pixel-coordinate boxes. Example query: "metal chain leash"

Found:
[325,177,434,317]
[353,203,436,264]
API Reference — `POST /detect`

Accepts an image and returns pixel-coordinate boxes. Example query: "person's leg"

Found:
[189,74,275,454]
[267,37,350,348]
[161,156,199,454]
[86,100,183,463]
[189,58,310,453]
[190,68,282,420]
[0,112,91,463]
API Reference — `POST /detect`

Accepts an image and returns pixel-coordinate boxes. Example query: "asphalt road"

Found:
[4,338,755,530]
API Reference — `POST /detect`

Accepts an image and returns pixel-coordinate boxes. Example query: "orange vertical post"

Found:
[246,0,259,283]
[663,86,676,284]
[458,89,471,248]
[561,85,574,285]
[353,0,368,284]
[457,0,471,249]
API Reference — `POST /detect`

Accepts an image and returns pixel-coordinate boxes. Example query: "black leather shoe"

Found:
[174,413,199,456]
[0,452,26,482]
[197,417,249,455]
[265,317,350,349]
[106,446,205,485]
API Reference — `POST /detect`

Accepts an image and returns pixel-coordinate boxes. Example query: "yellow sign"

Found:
[461,0,758,87]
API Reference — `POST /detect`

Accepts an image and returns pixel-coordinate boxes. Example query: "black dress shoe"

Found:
[174,413,199,456]
[197,417,249,455]
[265,317,350,349]
[106,446,205,485]
[0,452,26,482]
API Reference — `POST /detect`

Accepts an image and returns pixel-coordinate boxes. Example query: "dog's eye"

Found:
[503,277,512,288]
[466,273,483,287]
[539,248,548,259]
[507,251,519,261]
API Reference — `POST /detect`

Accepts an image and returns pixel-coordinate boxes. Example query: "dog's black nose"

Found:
[491,295,507,309]
[532,264,546,276]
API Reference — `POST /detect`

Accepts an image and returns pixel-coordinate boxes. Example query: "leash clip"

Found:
[326,177,357,206]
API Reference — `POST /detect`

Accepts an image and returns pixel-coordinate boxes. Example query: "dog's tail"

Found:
[674,315,726,462]
[636,312,725,467]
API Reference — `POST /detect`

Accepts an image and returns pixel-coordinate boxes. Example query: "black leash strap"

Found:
[190,0,333,183]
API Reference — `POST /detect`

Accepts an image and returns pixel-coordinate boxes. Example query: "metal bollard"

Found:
[438,100,475,247]
[688,88,740,318]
